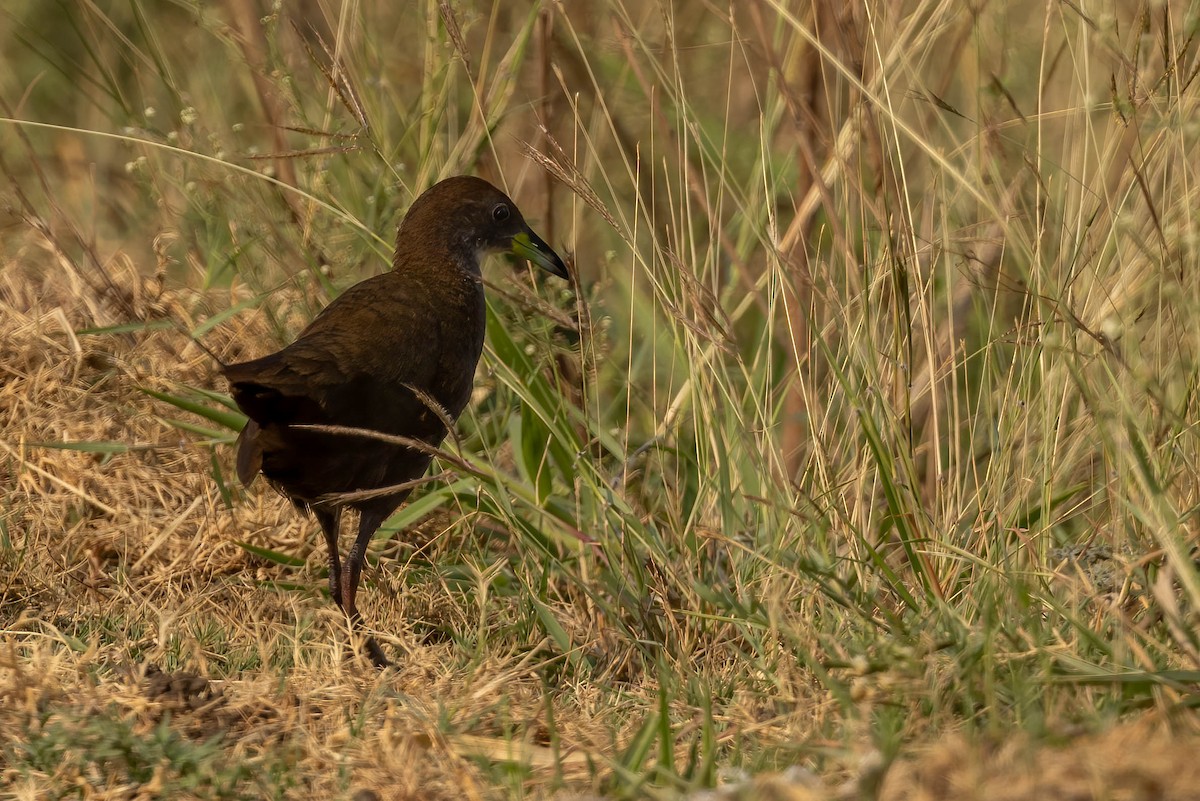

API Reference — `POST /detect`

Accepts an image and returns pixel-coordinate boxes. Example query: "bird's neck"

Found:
[389,244,482,306]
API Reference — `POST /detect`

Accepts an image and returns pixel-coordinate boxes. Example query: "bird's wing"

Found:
[223,278,439,427]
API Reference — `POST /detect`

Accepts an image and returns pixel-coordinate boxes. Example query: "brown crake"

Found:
[223,176,568,667]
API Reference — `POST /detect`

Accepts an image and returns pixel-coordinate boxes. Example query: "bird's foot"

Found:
[365,636,392,669]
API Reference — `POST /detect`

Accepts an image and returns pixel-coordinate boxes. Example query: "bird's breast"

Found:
[429,286,486,417]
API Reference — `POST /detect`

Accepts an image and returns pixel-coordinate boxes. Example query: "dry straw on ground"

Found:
[3,215,1199,800]
[5,1,1200,797]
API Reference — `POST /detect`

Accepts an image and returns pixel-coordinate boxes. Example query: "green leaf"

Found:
[616,709,659,778]
[527,595,579,671]
[378,477,475,536]
[186,386,243,413]
[75,320,176,336]
[234,541,306,567]
[161,418,236,441]
[210,450,233,510]
[140,387,246,431]
[191,293,270,339]
[28,440,132,453]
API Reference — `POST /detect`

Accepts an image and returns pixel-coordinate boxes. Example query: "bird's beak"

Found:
[512,230,569,279]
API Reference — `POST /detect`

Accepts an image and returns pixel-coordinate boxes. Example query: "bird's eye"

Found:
[492,203,510,222]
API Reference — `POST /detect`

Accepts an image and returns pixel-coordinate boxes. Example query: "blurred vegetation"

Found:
[3,0,1200,798]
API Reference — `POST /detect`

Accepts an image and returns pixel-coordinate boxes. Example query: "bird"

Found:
[223,175,569,667]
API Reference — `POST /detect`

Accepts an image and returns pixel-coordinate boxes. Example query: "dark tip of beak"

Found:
[512,230,569,279]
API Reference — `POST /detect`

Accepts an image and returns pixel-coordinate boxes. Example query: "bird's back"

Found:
[225,266,486,516]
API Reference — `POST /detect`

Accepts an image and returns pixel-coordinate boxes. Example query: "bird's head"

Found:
[397,175,569,280]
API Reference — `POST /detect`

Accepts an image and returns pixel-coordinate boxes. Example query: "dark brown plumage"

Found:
[224,175,568,667]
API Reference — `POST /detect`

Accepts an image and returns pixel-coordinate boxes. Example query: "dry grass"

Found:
[0,233,839,798]
[5,0,1200,798]
[0,238,615,799]
[881,720,1200,801]
[4,149,1199,801]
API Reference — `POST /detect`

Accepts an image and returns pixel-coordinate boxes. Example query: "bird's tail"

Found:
[234,418,263,486]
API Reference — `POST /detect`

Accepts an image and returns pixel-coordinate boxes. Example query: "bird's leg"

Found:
[341,509,392,668]
[314,508,343,609]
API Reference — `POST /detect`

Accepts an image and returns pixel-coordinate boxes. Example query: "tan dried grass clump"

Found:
[0,233,689,798]
[2,235,266,636]
[0,235,516,797]
[880,719,1200,801]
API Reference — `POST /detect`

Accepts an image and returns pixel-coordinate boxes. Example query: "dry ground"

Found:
[4,1,1200,798]
[3,221,1199,800]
